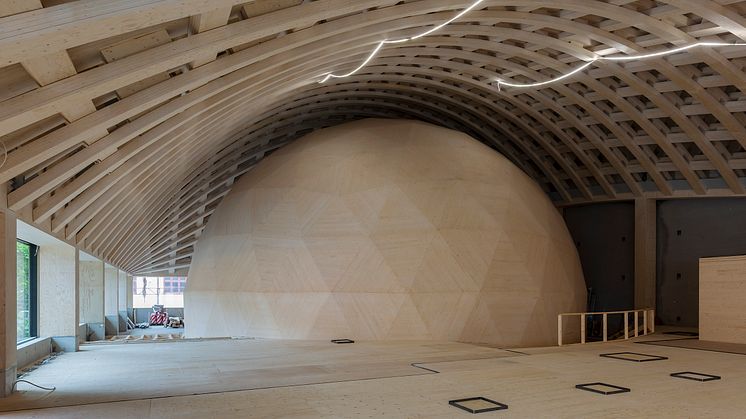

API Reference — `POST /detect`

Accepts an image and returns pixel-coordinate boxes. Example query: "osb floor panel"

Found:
[2,334,746,418]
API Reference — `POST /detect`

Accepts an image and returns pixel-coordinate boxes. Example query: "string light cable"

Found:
[313,0,746,89]
[318,0,486,83]
[495,58,597,89]
[495,41,746,89]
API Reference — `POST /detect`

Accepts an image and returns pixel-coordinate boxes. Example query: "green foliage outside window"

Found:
[16,241,32,342]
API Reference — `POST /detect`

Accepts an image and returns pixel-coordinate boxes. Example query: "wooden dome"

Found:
[186,119,586,345]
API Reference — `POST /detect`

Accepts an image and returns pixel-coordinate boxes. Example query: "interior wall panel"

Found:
[657,198,746,327]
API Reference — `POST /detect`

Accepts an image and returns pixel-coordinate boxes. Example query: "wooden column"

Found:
[0,210,16,397]
[634,198,656,310]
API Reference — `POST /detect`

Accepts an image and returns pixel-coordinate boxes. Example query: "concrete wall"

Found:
[79,260,104,340]
[104,264,119,336]
[126,275,133,308]
[117,270,128,331]
[37,239,78,352]
[563,202,635,339]
[77,323,86,345]
[563,202,636,312]
[657,198,746,327]
[562,197,746,329]
[16,337,50,370]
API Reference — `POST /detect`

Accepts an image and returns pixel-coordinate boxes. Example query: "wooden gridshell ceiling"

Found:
[1,0,746,275]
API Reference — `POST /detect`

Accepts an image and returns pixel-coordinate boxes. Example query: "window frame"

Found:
[132,276,186,308]
[16,239,39,345]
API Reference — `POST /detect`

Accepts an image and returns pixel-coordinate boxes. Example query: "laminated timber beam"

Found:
[0,0,745,274]
[0,0,249,66]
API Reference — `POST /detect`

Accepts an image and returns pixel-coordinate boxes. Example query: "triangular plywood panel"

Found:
[186,121,586,346]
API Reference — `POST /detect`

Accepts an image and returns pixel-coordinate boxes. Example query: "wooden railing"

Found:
[557,308,654,346]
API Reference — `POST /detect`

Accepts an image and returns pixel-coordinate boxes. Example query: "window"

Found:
[132,276,187,308]
[162,276,186,294]
[16,240,38,344]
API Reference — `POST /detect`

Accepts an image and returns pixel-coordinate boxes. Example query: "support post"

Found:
[602,313,608,342]
[126,274,133,324]
[38,237,78,352]
[580,314,586,344]
[624,312,629,340]
[634,311,639,337]
[117,270,127,333]
[78,257,105,341]
[0,210,16,396]
[635,198,657,310]
[557,315,562,346]
[103,264,119,337]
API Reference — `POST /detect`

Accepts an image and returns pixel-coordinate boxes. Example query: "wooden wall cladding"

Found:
[1,1,745,275]
[700,254,746,344]
[185,120,586,346]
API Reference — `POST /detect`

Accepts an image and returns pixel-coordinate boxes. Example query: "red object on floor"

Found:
[149,311,168,325]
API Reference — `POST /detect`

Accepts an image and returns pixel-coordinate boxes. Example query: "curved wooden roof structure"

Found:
[1,0,745,275]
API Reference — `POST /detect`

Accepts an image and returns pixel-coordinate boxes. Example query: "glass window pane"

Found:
[132,276,187,308]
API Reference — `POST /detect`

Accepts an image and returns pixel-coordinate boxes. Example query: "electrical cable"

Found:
[495,42,746,88]
[12,379,56,393]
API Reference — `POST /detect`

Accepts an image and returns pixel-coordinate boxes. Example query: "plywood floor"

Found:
[2,333,745,418]
[639,337,746,355]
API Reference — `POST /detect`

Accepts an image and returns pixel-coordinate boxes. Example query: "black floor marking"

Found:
[575,382,630,395]
[600,352,668,362]
[637,339,746,356]
[671,371,721,382]
[449,397,508,414]
[411,363,440,373]
[663,331,699,337]
[501,349,530,355]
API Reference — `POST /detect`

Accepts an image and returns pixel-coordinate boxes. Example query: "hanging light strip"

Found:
[496,59,598,88]
[319,0,486,83]
[316,0,746,89]
[496,42,746,89]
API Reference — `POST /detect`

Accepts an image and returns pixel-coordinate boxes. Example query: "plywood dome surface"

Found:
[186,119,585,346]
